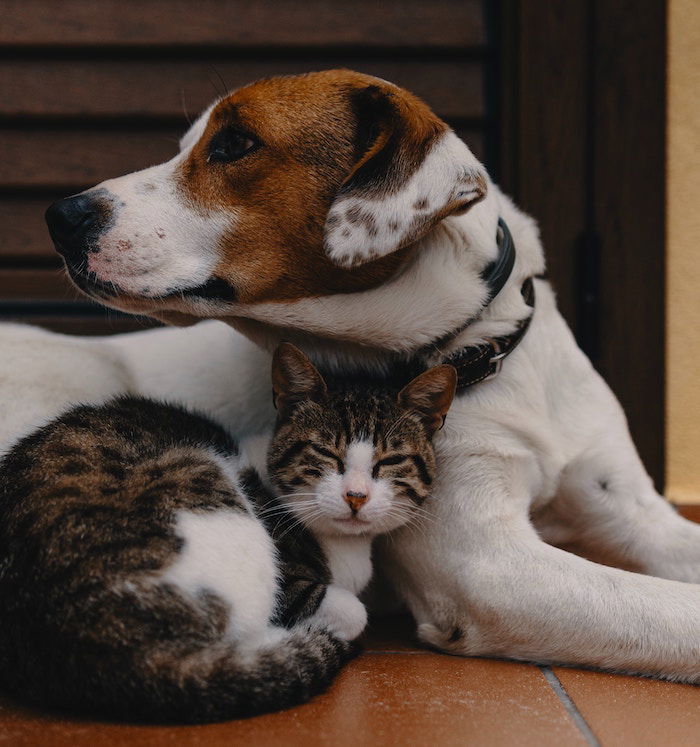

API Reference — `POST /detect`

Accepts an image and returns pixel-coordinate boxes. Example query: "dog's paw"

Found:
[310,584,368,641]
[417,622,471,654]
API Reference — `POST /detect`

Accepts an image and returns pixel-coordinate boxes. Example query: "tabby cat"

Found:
[0,343,455,723]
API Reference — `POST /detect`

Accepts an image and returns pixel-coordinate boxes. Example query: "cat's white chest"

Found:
[319,536,373,595]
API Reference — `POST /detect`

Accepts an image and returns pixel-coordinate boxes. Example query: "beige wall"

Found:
[666,0,700,503]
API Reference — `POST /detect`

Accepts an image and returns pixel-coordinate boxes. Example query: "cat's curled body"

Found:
[0,344,455,723]
[0,395,349,723]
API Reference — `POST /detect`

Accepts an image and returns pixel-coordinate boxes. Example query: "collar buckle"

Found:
[483,338,507,380]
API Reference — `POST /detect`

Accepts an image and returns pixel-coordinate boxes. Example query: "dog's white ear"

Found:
[324,85,488,268]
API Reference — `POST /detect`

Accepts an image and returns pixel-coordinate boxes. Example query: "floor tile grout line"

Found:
[539,666,600,747]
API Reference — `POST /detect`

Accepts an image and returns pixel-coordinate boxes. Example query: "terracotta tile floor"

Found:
[1,507,699,746]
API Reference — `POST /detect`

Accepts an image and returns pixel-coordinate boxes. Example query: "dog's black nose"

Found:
[45,195,101,262]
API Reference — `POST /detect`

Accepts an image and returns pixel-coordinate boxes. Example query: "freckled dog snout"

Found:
[45,195,103,263]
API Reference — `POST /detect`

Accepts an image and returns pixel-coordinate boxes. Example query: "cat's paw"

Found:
[311,585,368,640]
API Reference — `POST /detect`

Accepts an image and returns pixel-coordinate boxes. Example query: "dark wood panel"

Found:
[0,269,83,301]
[498,1,665,487]
[0,0,484,47]
[0,127,483,194]
[1,315,160,336]
[500,1,588,329]
[593,0,666,486]
[0,128,181,188]
[0,197,57,256]
[0,60,484,121]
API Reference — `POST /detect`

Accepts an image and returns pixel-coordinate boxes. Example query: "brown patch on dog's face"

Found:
[175,70,447,303]
[61,69,486,321]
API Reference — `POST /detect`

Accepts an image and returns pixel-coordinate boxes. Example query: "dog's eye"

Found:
[208,128,258,163]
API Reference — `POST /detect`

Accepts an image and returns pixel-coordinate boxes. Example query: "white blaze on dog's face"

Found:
[46,69,489,329]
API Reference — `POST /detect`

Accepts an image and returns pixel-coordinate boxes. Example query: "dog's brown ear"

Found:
[397,364,457,436]
[324,83,487,268]
[272,342,328,415]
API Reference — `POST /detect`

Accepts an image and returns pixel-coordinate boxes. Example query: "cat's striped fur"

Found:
[0,396,352,723]
[0,344,455,723]
[264,344,456,639]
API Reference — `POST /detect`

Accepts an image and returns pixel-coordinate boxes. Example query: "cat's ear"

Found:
[272,342,328,415]
[324,83,487,268]
[398,365,457,435]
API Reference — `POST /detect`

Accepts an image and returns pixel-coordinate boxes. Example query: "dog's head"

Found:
[45,70,489,329]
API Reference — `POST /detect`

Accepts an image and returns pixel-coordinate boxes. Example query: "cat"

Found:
[0,343,455,723]
[259,343,457,639]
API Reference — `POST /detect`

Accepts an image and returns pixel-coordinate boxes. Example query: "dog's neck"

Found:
[223,186,545,376]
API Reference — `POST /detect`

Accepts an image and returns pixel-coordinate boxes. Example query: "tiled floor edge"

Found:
[539,666,601,746]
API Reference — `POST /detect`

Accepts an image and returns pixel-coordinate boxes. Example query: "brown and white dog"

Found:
[8,70,700,681]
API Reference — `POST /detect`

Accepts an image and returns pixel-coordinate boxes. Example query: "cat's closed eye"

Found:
[307,443,345,474]
[371,454,409,478]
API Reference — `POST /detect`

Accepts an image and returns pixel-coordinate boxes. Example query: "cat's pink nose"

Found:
[344,490,368,513]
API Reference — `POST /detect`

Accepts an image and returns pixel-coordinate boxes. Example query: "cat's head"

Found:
[267,343,456,537]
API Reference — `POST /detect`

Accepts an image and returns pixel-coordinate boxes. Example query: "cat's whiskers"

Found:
[383,509,413,531]
[269,509,307,536]
[275,510,321,542]
[400,513,433,542]
[258,506,300,520]
[274,492,318,500]
[257,497,318,518]
[291,505,333,532]
[401,504,438,525]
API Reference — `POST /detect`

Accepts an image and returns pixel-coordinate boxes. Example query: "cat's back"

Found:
[0,395,245,593]
[0,395,353,723]
[0,394,238,491]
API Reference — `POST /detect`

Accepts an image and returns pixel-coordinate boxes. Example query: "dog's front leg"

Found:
[380,451,700,683]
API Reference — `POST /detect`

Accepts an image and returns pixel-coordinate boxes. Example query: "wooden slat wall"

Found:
[497,0,666,488]
[0,0,488,334]
[1,0,484,47]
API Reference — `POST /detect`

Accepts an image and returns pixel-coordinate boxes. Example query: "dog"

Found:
[6,69,700,682]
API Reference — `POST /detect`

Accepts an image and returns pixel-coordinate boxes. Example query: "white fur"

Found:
[6,93,700,682]
[324,131,487,267]
[160,507,278,642]
[239,432,274,484]
[0,323,133,455]
[344,440,373,474]
[73,106,232,303]
[309,535,373,640]
[313,584,368,640]
[87,166,229,299]
[319,534,374,595]
[284,438,408,536]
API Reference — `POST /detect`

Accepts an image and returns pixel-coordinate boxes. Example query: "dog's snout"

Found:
[45,195,103,261]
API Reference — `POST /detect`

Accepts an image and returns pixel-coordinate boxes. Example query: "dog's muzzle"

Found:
[45,193,111,267]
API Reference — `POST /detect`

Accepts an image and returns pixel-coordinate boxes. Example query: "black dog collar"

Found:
[435,218,536,392]
[443,276,535,390]
[481,218,517,304]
